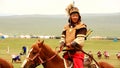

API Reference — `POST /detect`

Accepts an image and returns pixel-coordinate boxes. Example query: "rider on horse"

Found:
[12,53,22,63]
[97,51,102,59]
[59,3,87,68]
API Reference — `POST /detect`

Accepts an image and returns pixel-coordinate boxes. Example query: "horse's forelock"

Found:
[32,40,53,53]
[31,43,40,50]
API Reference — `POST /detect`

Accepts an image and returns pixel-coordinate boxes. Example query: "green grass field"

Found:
[0,38,120,68]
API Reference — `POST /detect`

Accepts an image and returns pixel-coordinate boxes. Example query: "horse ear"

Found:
[41,40,44,44]
[37,39,41,43]
[38,40,44,48]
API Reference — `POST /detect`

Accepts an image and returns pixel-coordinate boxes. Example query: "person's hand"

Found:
[66,43,71,48]
[57,43,64,53]
[57,50,61,53]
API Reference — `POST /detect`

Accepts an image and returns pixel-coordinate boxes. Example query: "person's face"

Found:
[70,13,79,23]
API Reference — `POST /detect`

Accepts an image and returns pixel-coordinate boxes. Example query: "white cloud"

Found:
[76,0,120,13]
[0,0,120,15]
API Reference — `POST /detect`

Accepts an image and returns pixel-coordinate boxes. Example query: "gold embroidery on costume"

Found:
[66,26,76,44]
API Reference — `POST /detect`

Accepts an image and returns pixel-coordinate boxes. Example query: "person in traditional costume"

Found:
[59,3,87,68]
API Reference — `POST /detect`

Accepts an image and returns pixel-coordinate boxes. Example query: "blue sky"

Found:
[0,0,120,16]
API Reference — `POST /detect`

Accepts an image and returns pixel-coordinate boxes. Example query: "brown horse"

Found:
[98,62,114,68]
[21,40,114,68]
[21,40,65,68]
[0,58,14,68]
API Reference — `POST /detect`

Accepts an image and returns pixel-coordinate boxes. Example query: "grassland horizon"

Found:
[0,13,120,37]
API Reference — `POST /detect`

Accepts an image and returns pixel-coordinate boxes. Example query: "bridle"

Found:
[27,48,58,64]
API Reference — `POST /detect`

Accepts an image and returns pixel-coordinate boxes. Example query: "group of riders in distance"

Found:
[97,50,120,59]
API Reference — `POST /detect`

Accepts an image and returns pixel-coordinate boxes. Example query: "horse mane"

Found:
[40,41,56,57]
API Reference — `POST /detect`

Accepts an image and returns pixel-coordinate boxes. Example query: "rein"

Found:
[80,49,100,68]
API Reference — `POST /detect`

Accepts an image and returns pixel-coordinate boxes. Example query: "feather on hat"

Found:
[66,3,79,15]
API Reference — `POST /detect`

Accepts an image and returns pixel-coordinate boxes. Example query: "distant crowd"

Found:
[86,51,120,60]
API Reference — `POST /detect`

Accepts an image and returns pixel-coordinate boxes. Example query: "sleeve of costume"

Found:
[71,28,87,48]
[59,30,66,45]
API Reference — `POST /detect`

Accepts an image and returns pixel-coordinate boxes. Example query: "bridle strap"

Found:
[38,56,44,63]
[46,53,57,62]
[27,53,39,61]
[27,49,58,64]
[38,52,57,64]
[80,49,100,68]
[27,48,42,62]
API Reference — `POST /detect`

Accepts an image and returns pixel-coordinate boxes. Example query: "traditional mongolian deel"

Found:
[60,3,87,68]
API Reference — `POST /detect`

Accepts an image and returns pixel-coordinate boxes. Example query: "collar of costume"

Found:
[63,22,86,30]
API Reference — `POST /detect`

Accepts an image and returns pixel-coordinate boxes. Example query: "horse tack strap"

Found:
[27,53,39,62]
[27,48,42,62]
[46,54,57,61]
[28,48,58,64]
[80,49,100,68]
[38,56,44,63]
[63,58,68,68]
[32,53,39,61]
[38,53,57,64]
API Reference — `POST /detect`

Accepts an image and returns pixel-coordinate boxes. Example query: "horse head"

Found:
[21,40,45,68]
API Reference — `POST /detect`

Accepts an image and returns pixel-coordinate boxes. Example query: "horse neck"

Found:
[41,44,65,68]
[42,56,64,68]
[41,44,63,60]
[41,44,56,58]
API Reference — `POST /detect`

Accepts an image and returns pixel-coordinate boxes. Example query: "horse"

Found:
[0,58,14,68]
[98,62,114,68]
[21,40,65,68]
[21,40,114,68]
